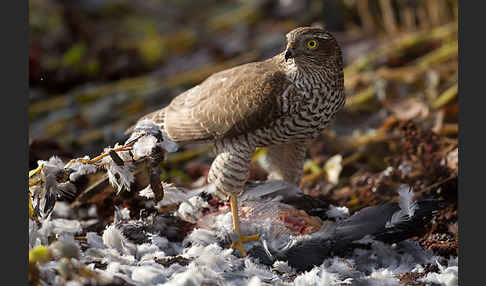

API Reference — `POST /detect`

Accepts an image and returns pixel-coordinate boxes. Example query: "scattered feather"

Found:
[132,134,158,160]
[102,225,127,254]
[326,205,350,220]
[139,185,155,199]
[243,258,276,282]
[419,260,458,286]
[153,182,207,207]
[247,276,263,286]
[398,185,416,218]
[67,156,98,181]
[240,180,300,202]
[102,153,134,194]
[52,201,74,218]
[130,119,179,153]
[50,219,82,235]
[131,265,166,284]
[175,196,209,224]
[273,260,294,275]
[293,265,351,286]
[366,268,400,285]
[86,232,105,249]
[387,185,417,228]
[324,154,343,185]
[29,180,449,286]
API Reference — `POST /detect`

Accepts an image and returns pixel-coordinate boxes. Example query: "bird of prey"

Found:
[128,26,345,256]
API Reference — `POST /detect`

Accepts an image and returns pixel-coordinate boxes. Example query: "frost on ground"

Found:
[29,180,457,286]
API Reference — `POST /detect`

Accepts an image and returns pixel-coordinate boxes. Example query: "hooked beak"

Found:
[285,47,295,61]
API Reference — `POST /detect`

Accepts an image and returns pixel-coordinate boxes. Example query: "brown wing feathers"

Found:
[162,59,291,142]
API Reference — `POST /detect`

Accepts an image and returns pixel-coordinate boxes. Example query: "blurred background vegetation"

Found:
[29,0,458,191]
[29,1,459,262]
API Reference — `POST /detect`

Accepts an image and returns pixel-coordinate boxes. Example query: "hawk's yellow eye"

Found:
[306,40,318,49]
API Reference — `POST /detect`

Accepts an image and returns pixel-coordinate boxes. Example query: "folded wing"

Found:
[163,60,291,142]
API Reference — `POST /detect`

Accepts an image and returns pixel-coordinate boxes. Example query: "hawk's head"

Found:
[284,26,342,70]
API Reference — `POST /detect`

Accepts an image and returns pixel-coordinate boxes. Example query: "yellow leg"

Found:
[229,195,260,257]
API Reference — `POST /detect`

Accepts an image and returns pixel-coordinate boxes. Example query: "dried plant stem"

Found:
[29,52,259,121]
[166,145,212,164]
[419,174,456,194]
[426,0,445,27]
[415,41,458,68]
[356,0,375,34]
[399,5,416,31]
[439,123,458,135]
[345,130,392,151]
[417,4,430,29]
[300,151,363,186]
[344,22,457,78]
[379,0,398,34]
[432,83,458,109]
[29,164,43,178]
[345,86,374,108]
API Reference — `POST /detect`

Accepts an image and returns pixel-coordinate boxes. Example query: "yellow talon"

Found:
[28,193,39,223]
[229,195,260,257]
[231,240,247,257]
[29,164,43,178]
[231,234,260,257]
[240,234,260,243]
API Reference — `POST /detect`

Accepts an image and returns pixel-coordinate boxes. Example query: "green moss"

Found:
[138,36,166,65]
[61,43,86,68]
[81,59,101,76]
[169,168,192,183]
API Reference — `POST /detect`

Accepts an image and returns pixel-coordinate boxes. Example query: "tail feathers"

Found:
[334,199,443,243]
[334,202,399,242]
[374,199,445,243]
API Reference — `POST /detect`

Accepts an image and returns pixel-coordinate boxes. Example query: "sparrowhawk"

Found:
[129,26,345,256]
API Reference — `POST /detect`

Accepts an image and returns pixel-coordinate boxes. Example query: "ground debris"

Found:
[155,256,191,268]
[28,2,458,284]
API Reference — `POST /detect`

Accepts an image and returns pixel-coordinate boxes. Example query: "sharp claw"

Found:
[240,234,260,243]
[231,241,247,257]
[230,234,260,257]
[229,195,260,257]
